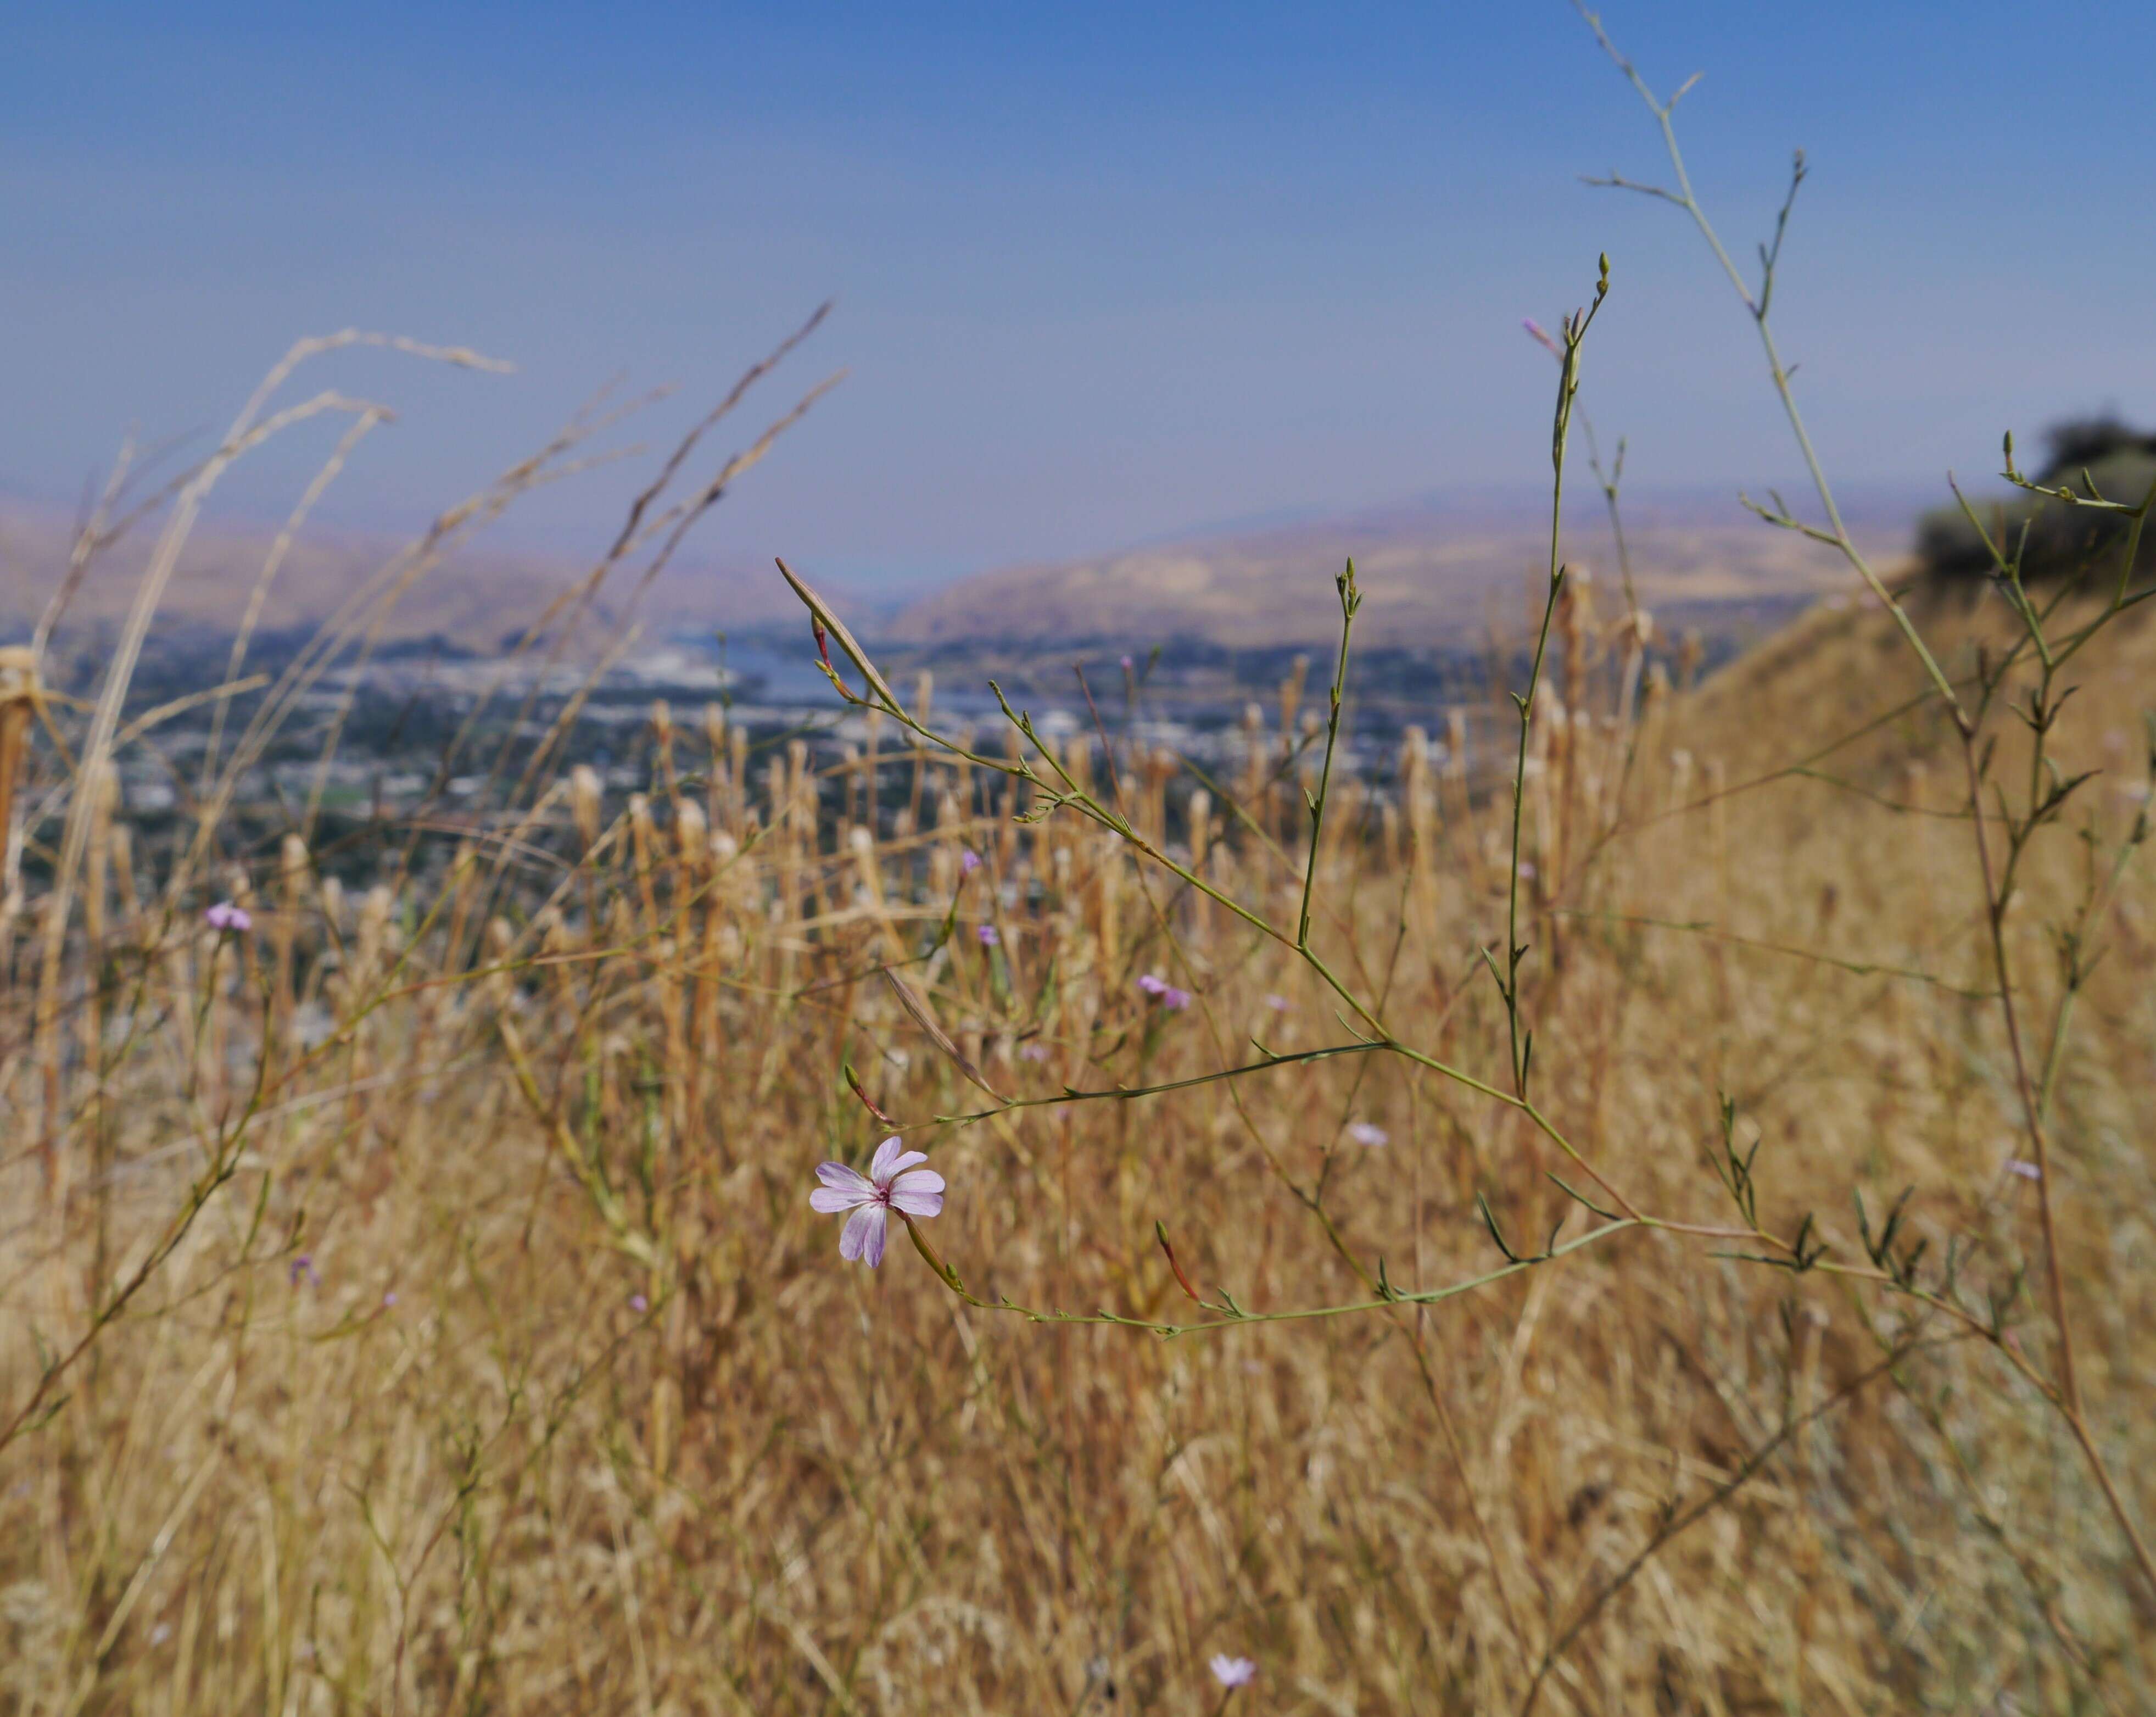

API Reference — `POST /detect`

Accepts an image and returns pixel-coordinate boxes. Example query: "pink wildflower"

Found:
[977,923,1001,947]
[1261,993,1289,1011]
[1522,318,1562,360]
[2006,1159,2041,1181]
[1348,1122,1389,1147]
[959,849,982,874]
[1210,1654,1256,1689]
[811,1136,946,1268]
[629,1293,649,1313]
[1137,972,1189,1007]
[205,901,252,933]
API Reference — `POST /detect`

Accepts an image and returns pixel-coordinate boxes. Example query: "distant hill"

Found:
[3,489,1923,659]
[882,495,1911,649]
[0,504,802,650]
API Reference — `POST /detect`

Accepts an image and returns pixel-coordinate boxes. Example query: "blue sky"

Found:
[4,2,2153,589]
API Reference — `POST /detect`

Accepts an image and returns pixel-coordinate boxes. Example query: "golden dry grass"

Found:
[3,561,2152,1714]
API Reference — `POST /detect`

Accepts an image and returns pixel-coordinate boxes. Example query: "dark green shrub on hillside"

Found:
[1918,416,2156,584]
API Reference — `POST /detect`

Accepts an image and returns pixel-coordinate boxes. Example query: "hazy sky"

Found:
[5,2,2153,591]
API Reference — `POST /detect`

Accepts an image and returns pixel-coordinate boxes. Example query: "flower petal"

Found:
[869,1136,908,1180]
[889,1170,945,1218]
[840,1204,886,1263]
[816,1161,873,1195]
[875,1149,928,1185]
[1209,1654,1257,1688]
[811,1185,869,1214]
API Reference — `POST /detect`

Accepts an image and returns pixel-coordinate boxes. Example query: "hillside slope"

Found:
[886,502,1897,647]
[3,568,2152,1712]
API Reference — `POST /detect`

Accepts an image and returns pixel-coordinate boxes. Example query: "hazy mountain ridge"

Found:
[0,504,804,650]
[2,492,1921,656]
[881,499,1913,648]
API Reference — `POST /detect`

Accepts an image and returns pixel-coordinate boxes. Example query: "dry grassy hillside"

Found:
[884,504,1881,648]
[2,559,2149,1712]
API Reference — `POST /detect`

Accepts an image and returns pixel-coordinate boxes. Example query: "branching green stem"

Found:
[1578,3,2156,1596]
[1298,561,1361,948]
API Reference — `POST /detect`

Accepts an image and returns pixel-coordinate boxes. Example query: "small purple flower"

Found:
[1348,1122,1389,1147]
[205,901,252,933]
[811,1136,946,1268]
[1522,318,1562,360]
[1020,1043,1049,1062]
[1137,972,1191,1008]
[2006,1159,2041,1182]
[1119,654,1134,671]
[1210,1654,1256,1690]
[629,1293,649,1313]
[959,849,982,875]
[288,1253,319,1289]
[976,923,1001,947]
[1261,993,1289,1012]
[381,1291,398,1308]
